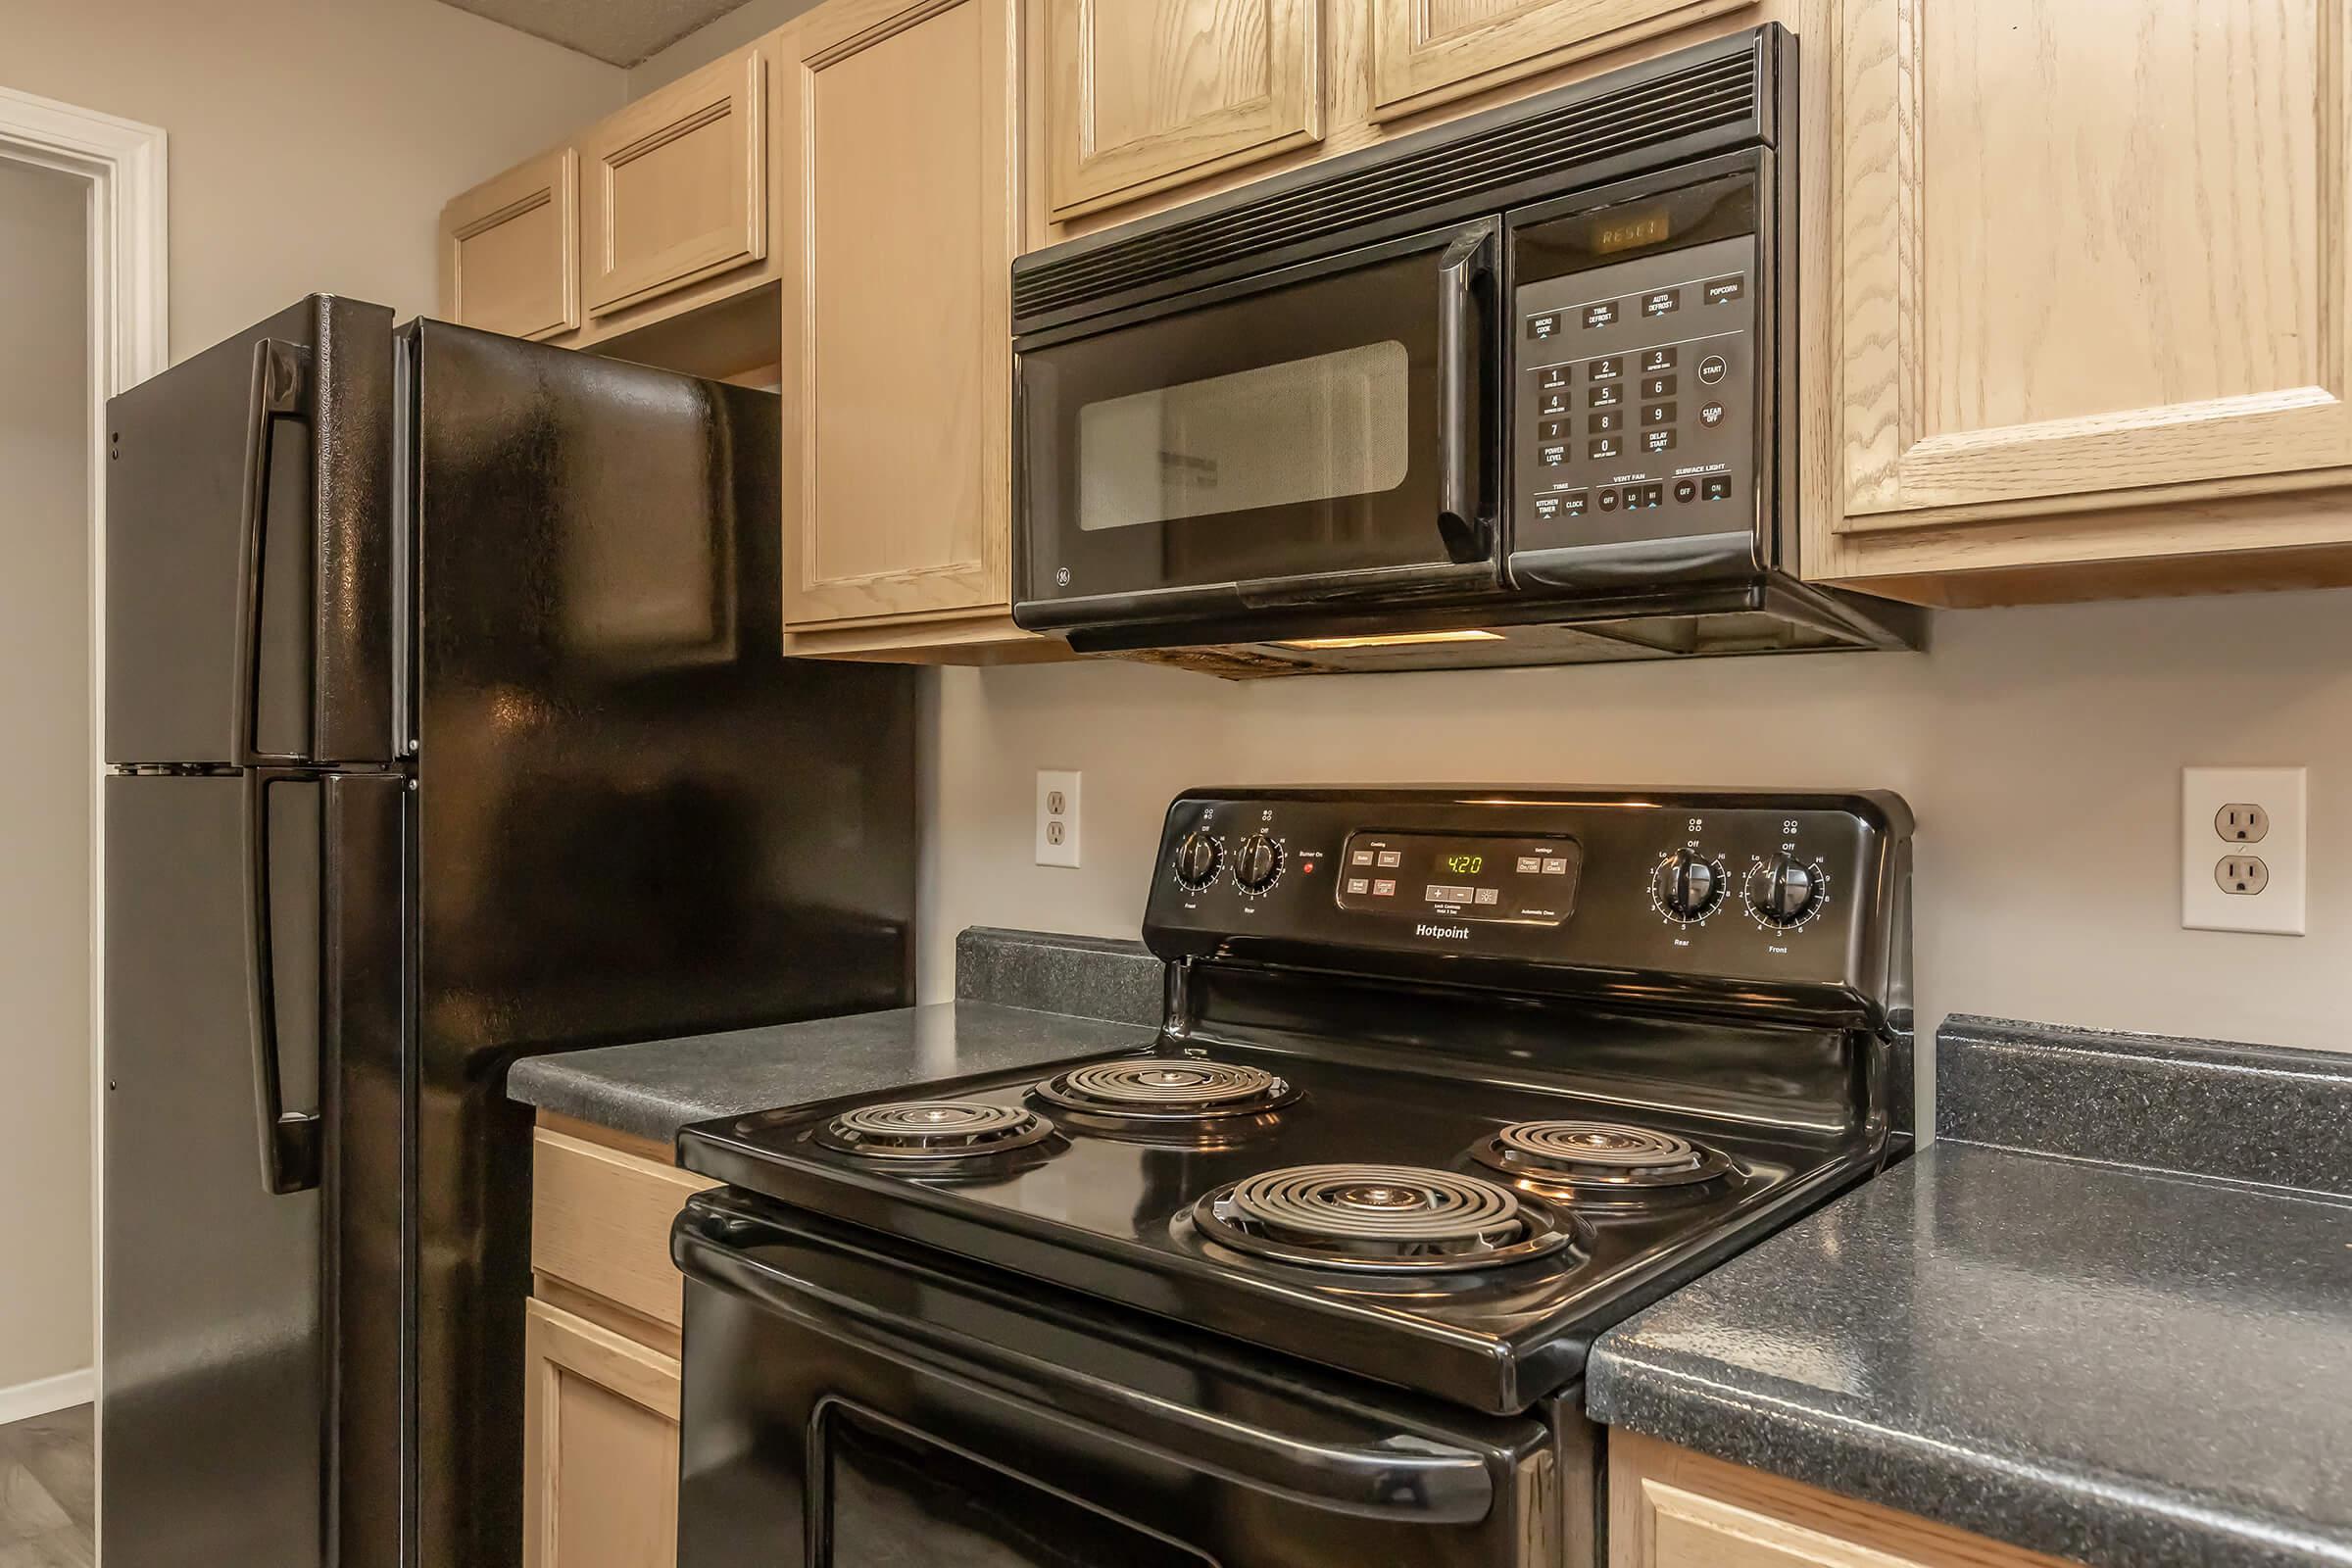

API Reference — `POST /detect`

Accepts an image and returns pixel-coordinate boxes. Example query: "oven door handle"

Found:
[678,1224,1497,1525]
[1436,220,1497,567]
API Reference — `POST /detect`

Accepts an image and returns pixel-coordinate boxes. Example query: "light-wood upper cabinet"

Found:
[778,0,1025,635]
[1829,0,2352,542]
[1045,0,1322,219]
[440,148,580,341]
[581,48,769,318]
[1367,0,1754,121]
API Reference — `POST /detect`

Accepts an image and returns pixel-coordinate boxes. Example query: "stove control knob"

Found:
[1744,852,1825,927]
[1173,831,1223,890]
[1651,849,1724,921]
[1233,833,1285,894]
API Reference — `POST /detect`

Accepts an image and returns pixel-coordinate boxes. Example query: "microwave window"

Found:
[1076,341,1412,531]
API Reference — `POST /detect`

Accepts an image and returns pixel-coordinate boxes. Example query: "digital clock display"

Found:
[1334,831,1583,925]
[1591,208,1671,254]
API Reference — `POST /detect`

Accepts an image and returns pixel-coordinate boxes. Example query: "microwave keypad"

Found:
[1512,232,1757,552]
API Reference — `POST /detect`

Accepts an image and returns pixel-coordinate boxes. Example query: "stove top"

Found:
[684,1034,1879,1412]
[680,787,1913,1415]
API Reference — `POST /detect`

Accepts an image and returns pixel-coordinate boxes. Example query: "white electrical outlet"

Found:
[1036,770,1081,867]
[2181,767,2305,935]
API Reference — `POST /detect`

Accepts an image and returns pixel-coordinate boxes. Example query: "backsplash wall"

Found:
[917,587,2351,1064]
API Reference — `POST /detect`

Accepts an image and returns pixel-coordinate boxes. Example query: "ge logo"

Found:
[1055,566,1072,586]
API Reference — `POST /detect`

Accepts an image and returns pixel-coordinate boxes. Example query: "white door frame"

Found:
[0,87,168,1437]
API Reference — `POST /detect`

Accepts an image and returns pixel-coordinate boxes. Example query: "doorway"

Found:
[0,151,96,1556]
[0,87,168,1563]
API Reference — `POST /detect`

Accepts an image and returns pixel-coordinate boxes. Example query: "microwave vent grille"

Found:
[1014,35,1770,328]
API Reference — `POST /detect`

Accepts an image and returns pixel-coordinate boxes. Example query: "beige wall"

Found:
[0,159,95,1393]
[1,0,625,363]
[923,587,2352,1070]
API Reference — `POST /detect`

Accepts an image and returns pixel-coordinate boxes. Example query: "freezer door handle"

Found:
[243,766,321,1195]
[232,337,313,769]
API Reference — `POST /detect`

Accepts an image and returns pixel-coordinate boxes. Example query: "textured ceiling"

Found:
[438,0,758,67]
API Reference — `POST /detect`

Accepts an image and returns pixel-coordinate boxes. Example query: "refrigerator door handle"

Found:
[232,337,314,768]
[243,765,322,1195]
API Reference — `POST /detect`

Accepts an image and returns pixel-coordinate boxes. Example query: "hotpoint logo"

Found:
[1414,923,1472,941]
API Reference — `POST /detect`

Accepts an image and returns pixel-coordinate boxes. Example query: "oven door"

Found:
[1014,220,1502,635]
[674,1192,1575,1568]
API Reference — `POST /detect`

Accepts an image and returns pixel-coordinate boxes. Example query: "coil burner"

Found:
[1470,1120,1735,1203]
[813,1101,1054,1159]
[1033,1058,1298,1119]
[1189,1163,1573,1272]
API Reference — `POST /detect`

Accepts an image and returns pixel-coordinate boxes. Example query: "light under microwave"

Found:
[1010,24,1921,675]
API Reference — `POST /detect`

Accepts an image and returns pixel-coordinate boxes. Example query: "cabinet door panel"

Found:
[583,50,767,317]
[1368,0,1751,120]
[1838,0,2352,527]
[782,0,1016,627]
[441,148,579,340]
[1048,0,1321,218]
[521,1301,681,1568]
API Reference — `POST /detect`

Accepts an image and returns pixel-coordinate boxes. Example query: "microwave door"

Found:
[1014,220,1501,633]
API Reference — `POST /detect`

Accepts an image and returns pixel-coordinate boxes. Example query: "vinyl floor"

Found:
[0,1405,91,1568]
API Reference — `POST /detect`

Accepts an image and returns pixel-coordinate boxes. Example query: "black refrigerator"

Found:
[100,295,916,1568]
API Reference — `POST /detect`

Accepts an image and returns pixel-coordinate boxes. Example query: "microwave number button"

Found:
[1641,374,1675,399]
[1541,389,1571,416]
[1590,410,1623,435]
[1642,346,1677,371]
[1590,435,1623,460]
[1538,418,1570,441]
[1590,355,1624,380]
[1538,364,1571,391]
[1588,383,1623,409]
[1642,402,1675,426]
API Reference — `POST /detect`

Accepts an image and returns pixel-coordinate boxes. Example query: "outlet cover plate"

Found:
[2181,766,2305,935]
[1036,769,1081,867]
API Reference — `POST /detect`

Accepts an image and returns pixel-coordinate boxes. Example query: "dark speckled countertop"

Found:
[1590,1016,2352,1568]
[506,927,1161,1146]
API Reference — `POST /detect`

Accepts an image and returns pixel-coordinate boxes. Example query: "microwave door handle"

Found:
[1436,222,1496,567]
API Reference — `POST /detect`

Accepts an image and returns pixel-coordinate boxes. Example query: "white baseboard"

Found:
[0,1367,93,1425]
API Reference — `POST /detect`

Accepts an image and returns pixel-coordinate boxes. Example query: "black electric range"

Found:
[673,787,1914,1568]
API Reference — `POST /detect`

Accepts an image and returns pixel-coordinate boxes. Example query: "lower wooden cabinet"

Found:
[526,1117,716,1568]
[1611,1434,2080,1568]
[522,1300,683,1568]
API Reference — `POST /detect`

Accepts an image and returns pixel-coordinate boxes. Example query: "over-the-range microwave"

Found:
[1010,24,1921,675]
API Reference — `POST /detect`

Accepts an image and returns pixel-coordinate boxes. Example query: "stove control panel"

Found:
[1146,789,1913,1007]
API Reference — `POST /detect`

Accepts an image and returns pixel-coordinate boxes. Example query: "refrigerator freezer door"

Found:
[405,321,918,1567]
[106,295,397,767]
[102,773,325,1568]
